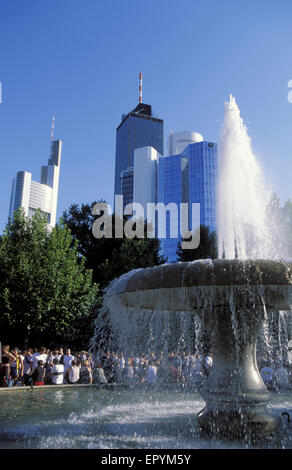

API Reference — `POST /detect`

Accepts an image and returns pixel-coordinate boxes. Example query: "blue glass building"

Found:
[158,141,218,262]
[114,103,163,208]
[158,153,183,261]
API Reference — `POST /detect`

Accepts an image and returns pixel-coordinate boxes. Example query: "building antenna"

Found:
[50,115,56,142]
[139,72,142,103]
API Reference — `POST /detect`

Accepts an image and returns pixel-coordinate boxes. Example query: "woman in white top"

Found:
[65,360,80,384]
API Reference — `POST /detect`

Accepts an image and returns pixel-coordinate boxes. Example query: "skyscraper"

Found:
[9,140,62,228]
[114,101,164,208]
[158,140,218,262]
[133,146,160,214]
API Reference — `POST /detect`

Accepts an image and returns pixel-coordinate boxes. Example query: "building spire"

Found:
[50,115,56,142]
[139,72,142,103]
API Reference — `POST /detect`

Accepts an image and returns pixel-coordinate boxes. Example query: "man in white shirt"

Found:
[51,358,64,385]
[32,347,47,369]
[46,349,61,365]
[63,349,75,372]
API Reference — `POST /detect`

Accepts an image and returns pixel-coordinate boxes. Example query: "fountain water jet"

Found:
[217,94,274,259]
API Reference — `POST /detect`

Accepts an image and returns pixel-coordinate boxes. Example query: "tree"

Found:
[0,209,99,348]
[176,224,218,262]
[99,236,164,287]
[62,202,165,289]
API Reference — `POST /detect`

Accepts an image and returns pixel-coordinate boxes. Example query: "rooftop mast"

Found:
[139,72,142,103]
[50,115,56,142]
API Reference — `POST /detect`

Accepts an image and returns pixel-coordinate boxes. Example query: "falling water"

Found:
[216,95,292,363]
[217,95,275,260]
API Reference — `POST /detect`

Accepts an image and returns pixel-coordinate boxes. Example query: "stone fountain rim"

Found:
[109,259,292,295]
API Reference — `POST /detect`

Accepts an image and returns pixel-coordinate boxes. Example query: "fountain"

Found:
[91,96,292,440]
[93,259,292,438]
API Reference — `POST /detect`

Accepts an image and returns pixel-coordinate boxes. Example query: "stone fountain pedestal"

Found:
[197,306,278,437]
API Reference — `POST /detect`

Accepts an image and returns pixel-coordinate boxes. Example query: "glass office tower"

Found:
[114,102,163,208]
[184,141,217,235]
[158,153,183,261]
[158,141,217,262]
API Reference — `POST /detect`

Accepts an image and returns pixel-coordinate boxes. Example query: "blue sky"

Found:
[1,0,292,232]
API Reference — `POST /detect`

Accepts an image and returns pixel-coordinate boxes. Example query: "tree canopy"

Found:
[0,209,99,348]
[176,224,218,262]
[62,202,165,289]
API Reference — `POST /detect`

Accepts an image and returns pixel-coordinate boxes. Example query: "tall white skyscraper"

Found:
[133,146,161,210]
[9,140,62,228]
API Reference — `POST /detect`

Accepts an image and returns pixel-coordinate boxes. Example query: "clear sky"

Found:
[1,0,292,232]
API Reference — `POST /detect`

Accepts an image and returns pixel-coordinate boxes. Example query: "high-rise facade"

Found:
[133,146,160,213]
[9,140,62,228]
[158,141,218,262]
[158,153,184,260]
[131,139,217,262]
[114,102,163,208]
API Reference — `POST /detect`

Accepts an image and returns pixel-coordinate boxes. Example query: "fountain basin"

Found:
[102,259,292,437]
[109,259,292,311]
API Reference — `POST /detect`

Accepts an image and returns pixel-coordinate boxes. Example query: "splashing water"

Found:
[217,95,275,260]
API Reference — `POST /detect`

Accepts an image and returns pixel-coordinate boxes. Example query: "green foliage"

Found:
[0,209,99,348]
[62,202,165,289]
[99,236,163,287]
[176,224,218,262]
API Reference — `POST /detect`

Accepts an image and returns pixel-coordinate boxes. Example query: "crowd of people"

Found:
[0,346,214,388]
[0,345,291,390]
[0,346,95,387]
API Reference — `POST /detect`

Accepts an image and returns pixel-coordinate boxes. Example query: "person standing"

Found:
[10,349,23,385]
[0,346,16,386]
[58,348,65,365]
[51,358,64,385]
[23,349,34,385]
[79,360,93,384]
[92,363,108,384]
[30,360,46,386]
[63,349,75,381]
[65,360,80,384]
